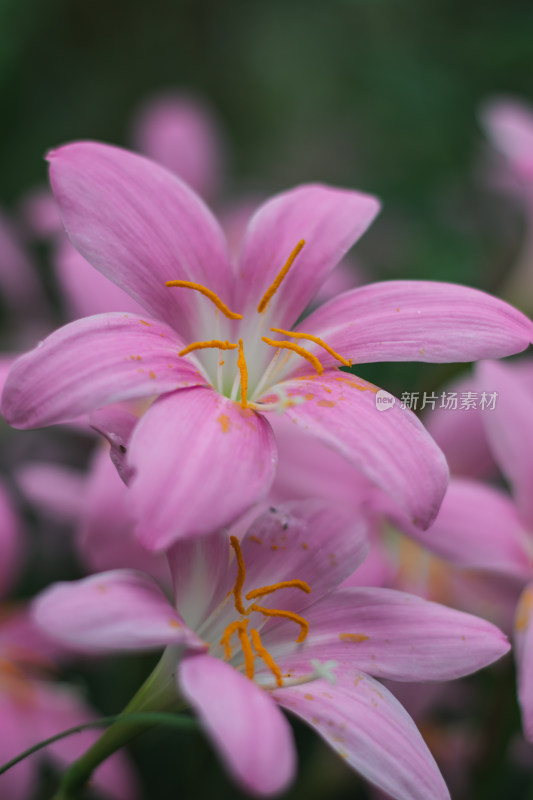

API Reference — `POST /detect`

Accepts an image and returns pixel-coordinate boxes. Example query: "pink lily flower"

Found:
[34,500,510,800]
[0,481,136,800]
[399,358,533,740]
[3,142,533,549]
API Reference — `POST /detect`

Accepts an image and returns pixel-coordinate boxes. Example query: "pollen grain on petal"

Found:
[339,633,369,643]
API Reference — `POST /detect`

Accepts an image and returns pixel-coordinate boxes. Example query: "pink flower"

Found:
[0,481,136,800]
[399,358,533,740]
[33,500,510,800]
[3,142,532,549]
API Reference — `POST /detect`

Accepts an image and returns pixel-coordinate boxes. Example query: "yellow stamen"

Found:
[165,280,242,320]
[178,339,238,357]
[237,339,248,409]
[257,240,305,313]
[237,621,255,679]
[262,336,323,375]
[246,579,311,601]
[270,327,351,367]
[249,604,309,643]
[220,619,244,659]
[229,535,247,614]
[250,628,283,688]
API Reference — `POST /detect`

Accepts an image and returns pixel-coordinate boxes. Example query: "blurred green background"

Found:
[2,0,533,797]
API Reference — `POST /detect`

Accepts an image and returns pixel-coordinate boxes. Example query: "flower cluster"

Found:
[1,92,533,800]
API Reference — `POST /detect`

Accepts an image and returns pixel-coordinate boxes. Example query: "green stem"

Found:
[0,714,197,776]
[54,648,188,800]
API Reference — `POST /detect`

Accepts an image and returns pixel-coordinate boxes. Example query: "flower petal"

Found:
[167,530,231,630]
[33,570,202,653]
[481,98,533,180]
[0,481,23,598]
[275,671,450,800]
[132,92,223,200]
[267,587,510,682]
[47,141,233,339]
[55,238,144,319]
[424,372,497,479]
[16,462,86,522]
[129,387,277,549]
[239,500,369,614]
[90,406,139,485]
[179,653,296,796]
[477,359,533,528]
[235,184,379,328]
[397,478,532,579]
[1,313,207,429]
[298,281,533,371]
[264,372,448,529]
[514,583,533,741]
[78,448,169,584]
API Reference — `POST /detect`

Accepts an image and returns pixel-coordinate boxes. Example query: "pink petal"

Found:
[297,281,533,372]
[179,653,296,796]
[34,683,139,800]
[78,448,169,584]
[269,412,379,507]
[477,359,533,528]
[275,671,450,800]
[267,587,510,682]
[47,141,233,339]
[265,372,448,529]
[481,98,533,181]
[90,406,139,485]
[234,500,369,616]
[128,387,277,549]
[0,481,23,598]
[131,92,223,200]
[399,478,532,579]
[55,238,144,319]
[16,462,86,522]
[0,208,44,313]
[167,530,231,629]
[424,371,497,479]
[235,184,380,329]
[514,583,533,740]
[1,313,207,428]
[32,570,202,653]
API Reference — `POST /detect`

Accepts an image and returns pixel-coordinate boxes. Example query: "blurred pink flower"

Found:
[0,482,137,800]
[3,142,533,549]
[34,501,510,800]
[480,97,533,308]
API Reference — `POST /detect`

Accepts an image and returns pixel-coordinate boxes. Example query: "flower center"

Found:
[218,536,311,688]
[165,241,351,408]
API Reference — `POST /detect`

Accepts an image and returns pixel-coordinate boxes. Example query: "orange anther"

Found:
[165,280,242,320]
[262,336,323,375]
[229,536,247,615]
[237,339,248,409]
[237,621,255,679]
[178,339,238,357]
[257,240,305,313]
[250,628,283,687]
[270,327,351,367]
[245,579,311,601]
[249,604,309,643]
